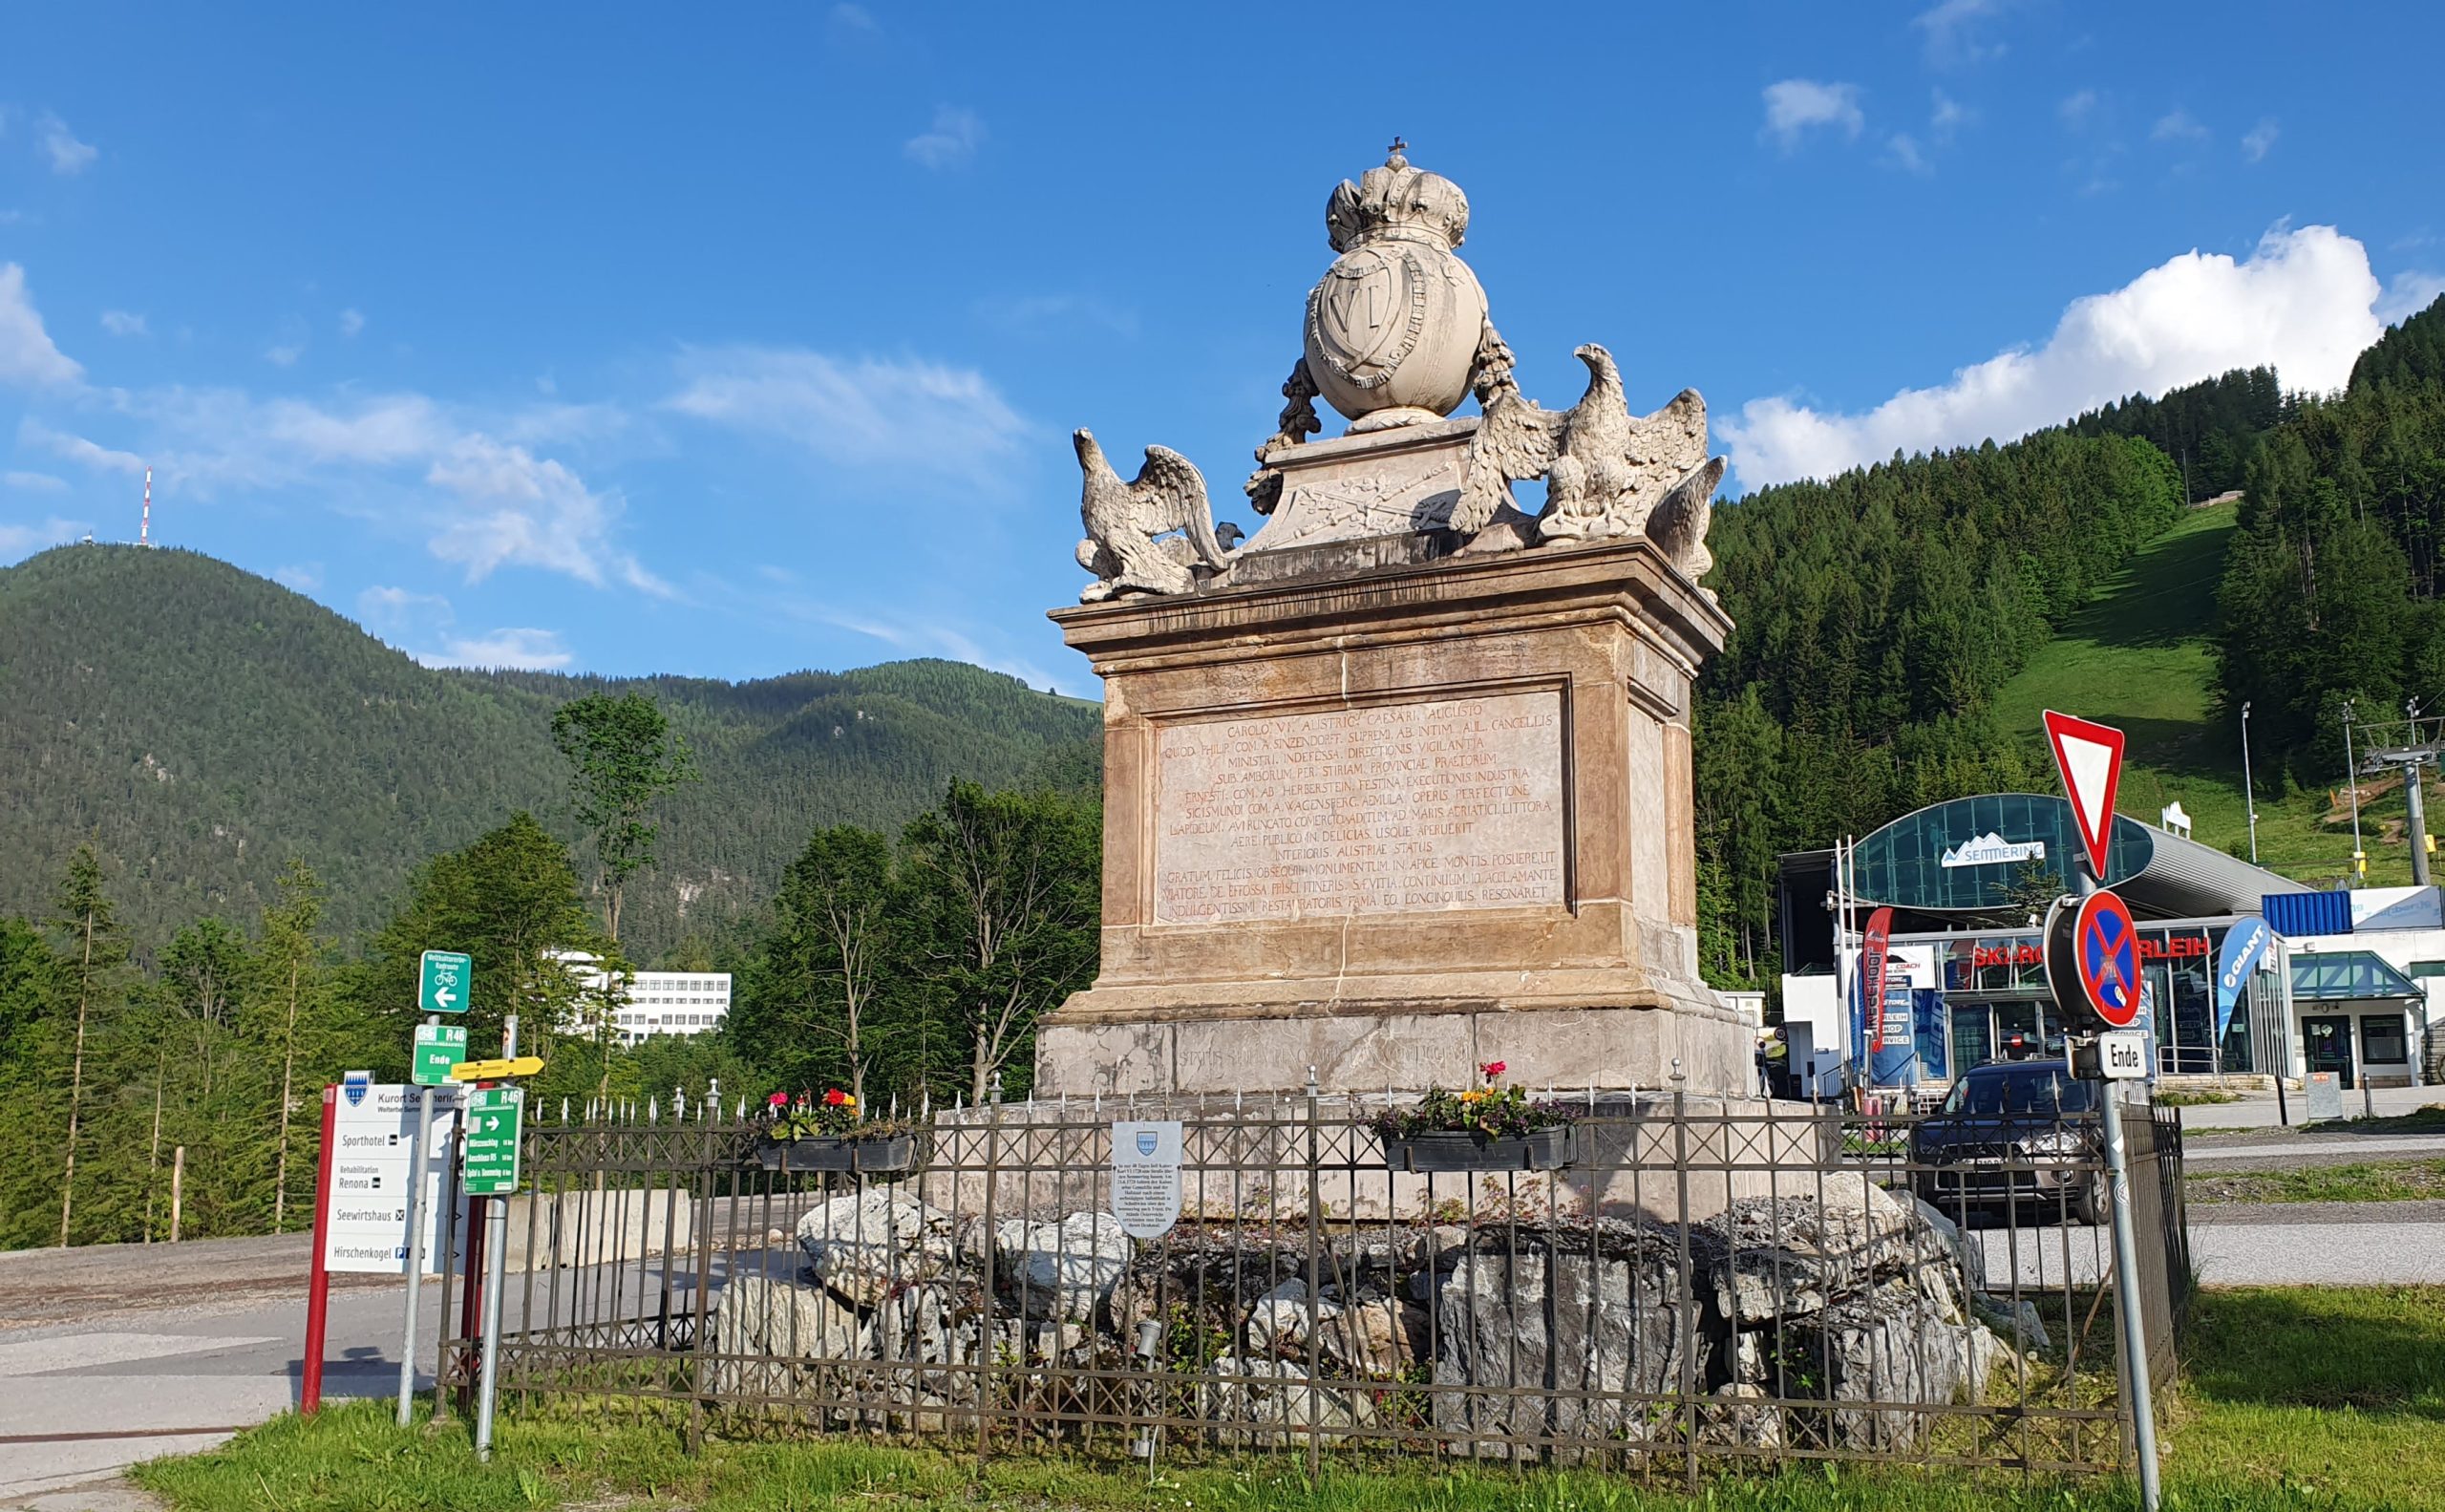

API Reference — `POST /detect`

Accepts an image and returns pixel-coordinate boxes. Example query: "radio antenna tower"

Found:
[139,467,154,547]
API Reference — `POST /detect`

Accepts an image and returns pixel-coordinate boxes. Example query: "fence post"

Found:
[1304,1066,1325,1483]
[974,1075,1003,1470]
[1671,1066,1697,1492]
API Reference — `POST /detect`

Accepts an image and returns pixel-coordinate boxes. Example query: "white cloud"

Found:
[356,584,452,636]
[265,342,305,367]
[2058,89,2100,129]
[338,308,366,339]
[1760,80,1863,151]
[829,3,879,34]
[0,516,89,560]
[1913,0,2009,66]
[667,346,1026,479]
[4,469,67,492]
[37,113,96,175]
[1885,133,1932,176]
[20,416,142,476]
[975,292,1139,338]
[2243,118,2280,162]
[272,562,323,592]
[0,264,85,388]
[415,627,573,671]
[99,309,150,338]
[1722,224,2387,488]
[424,434,670,595]
[1930,90,1971,143]
[904,107,984,169]
[2152,109,2209,145]
[2380,270,2445,326]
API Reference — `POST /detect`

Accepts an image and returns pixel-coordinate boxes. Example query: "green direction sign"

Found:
[462,1087,524,1196]
[418,949,472,1015]
[412,1023,468,1087]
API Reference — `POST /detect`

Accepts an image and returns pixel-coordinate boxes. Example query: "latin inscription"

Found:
[1154,691,1566,924]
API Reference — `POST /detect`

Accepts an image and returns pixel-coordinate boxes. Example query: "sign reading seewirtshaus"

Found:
[1152,690,1566,925]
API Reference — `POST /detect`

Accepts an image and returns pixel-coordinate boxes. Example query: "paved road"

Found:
[0,1233,741,1501]
[2185,1132,2445,1165]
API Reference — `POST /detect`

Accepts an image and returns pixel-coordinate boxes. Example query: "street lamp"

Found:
[2343,698,2364,884]
[2241,701,2259,864]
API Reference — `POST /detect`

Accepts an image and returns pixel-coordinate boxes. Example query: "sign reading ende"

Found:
[1152,690,1566,924]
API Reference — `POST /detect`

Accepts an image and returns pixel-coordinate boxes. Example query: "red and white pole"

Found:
[301,1084,338,1415]
[139,468,152,547]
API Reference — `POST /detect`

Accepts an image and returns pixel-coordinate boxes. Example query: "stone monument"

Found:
[1039,144,1744,1097]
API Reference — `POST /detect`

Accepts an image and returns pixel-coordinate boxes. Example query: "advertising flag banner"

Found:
[1861,907,1895,1053]
[2215,917,2272,1041]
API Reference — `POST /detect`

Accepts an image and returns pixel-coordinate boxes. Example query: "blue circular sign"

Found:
[2073,890,2141,1029]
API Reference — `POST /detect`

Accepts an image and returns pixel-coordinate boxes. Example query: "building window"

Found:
[2363,1014,2410,1064]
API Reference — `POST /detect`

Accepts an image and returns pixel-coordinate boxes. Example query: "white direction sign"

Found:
[2043,710,2126,883]
[324,1081,462,1275]
[2097,1030,2152,1080]
[1110,1120,1183,1240]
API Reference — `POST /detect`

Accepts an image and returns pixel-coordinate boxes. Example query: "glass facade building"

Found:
[1917,919,2251,1077]
[1849,794,2157,914]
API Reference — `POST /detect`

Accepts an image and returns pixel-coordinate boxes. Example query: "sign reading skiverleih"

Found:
[1110,1120,1182,1239]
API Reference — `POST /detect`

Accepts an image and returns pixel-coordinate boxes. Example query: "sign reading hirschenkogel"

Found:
[323,1080,461,1275]
[1110,1120,1183,1240]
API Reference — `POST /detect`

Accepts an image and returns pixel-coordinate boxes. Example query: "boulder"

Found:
[1201,1354,1376,1444]
[997,1211,1132,1322]
[1244,1278,1339,1357]
[710,1271,868,1394]
[796,1188,966,1308]
[1429,1244,1695,1446]
[1771,1282,1997,1451]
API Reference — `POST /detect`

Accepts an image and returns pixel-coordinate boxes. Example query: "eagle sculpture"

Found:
[1073,429,1241,603]
[1455,343,1719,582]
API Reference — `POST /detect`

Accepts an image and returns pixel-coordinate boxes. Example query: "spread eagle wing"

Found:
[1455,390,1564,535]
[1647,456,1726,587]
[1132,445,1233,568]
[1630,388,1709,478]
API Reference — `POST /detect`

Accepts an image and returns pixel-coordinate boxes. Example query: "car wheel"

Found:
[2071,1177,2106,1226]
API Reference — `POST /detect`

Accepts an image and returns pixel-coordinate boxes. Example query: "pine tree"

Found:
[52,844,126,1247]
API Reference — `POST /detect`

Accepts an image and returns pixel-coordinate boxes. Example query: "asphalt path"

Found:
[0,1235,755,1501]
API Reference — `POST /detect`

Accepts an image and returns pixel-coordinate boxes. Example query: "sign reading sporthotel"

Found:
[1154,690,1565,924]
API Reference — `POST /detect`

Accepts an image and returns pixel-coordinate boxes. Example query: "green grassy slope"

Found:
[1993,501,2421,888]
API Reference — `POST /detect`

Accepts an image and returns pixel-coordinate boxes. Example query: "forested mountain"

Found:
[2217,296,2445,773]
[2069,366,2284,501]
[1693,429,2189,982]
[0,545,1100,957]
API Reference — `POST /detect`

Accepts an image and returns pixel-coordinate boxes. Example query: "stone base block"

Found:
[1033,999,1754,1100]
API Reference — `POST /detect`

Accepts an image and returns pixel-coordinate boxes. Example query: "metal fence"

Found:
[435,1089,2188,1484]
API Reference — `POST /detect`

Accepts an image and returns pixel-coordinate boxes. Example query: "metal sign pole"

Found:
[475,1014,517,1461]
[397,1015,436,1425]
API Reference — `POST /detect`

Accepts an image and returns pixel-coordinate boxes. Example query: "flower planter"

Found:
[753,1133,918,1176]
[1381,1124,1575,1173]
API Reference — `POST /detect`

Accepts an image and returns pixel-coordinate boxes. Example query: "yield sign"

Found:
[2043,710,2125,883]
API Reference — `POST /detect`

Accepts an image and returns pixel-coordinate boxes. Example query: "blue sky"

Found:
[3,2,2440,693]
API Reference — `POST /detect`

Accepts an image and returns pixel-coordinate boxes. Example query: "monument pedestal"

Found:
[1036,531,1748,1097]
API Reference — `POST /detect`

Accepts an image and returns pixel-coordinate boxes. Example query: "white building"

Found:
[548,950,734,1045]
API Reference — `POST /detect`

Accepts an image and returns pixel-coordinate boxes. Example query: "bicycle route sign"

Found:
[412,1023,468,1087]
[462,1086,524,1196]
[418,949,471,1015]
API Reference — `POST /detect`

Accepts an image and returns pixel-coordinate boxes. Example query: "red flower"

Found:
[823,1089,848,1107]
[1480,1060,1507,1079]
[767,1092,789,1107]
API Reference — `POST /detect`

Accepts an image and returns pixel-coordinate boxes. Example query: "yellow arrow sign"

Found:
[449,1055,544,1081]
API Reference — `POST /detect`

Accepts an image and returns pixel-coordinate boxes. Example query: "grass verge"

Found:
[2191,1159,2445,1203]
[2156,1091,2243,1108]
[131,1288,2445,1512]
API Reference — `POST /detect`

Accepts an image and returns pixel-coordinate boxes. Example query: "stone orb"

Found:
[1303,236,1488,425]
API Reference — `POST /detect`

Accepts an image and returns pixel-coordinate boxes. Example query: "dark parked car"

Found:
[1909,1059,2104,1224]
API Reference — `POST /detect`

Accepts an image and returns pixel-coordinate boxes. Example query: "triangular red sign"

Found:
[2043,710,2125,884]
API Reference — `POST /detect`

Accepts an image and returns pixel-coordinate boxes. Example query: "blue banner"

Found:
[2215,917,2272,1042]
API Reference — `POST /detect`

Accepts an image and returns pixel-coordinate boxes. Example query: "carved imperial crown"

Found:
[1325,142,1469,253]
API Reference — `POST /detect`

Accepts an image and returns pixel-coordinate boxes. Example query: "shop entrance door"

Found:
[2304,1014,2356,1089]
